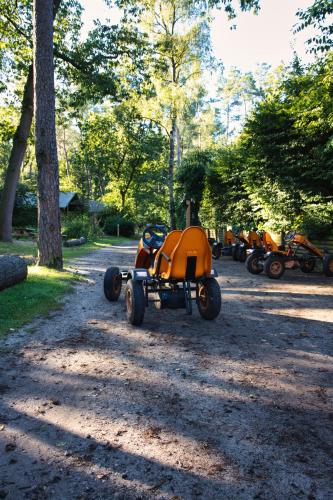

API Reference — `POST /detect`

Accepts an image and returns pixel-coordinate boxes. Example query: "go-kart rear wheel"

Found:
[212,243,222,260]
[197,278,221,320]
[246,253,263,274]
[300,258,315,273]
[264,255,285,279]
[323,254,333,277]
[232,243,239,261]
[104,266,122,301]
[237,246,247,262]
[125,279,145,325]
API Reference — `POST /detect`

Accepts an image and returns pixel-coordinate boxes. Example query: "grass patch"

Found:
[0,236,129,263]
[0,266,83,337]
[0,239,37,259]
[0,235,130,337]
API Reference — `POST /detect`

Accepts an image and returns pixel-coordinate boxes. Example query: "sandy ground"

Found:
[0,243,332,500]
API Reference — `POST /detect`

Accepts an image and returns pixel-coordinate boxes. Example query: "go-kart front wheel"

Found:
[104,266,122,301]
[264,255,285,279]
[323,254,333,277]
[197,278,221,320]
[125,279,145,326]
[232,243,240,261]
[246,253,263,274]
[300,258,315,273]
[237,246,247,262]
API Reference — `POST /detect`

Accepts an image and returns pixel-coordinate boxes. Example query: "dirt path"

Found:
[0,244,332,500]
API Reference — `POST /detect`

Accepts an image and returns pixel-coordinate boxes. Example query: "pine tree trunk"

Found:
[33,0,63,269]
[0,0,61,243]
[0,65,34,242]
[168,117,176,230]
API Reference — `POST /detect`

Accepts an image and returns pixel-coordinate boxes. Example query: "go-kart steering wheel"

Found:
[142,224,168,250]
[285,230,296,242]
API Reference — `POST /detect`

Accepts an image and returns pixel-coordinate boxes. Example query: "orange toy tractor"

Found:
[245,231,281,274]
[211,229,235,260]
[231,228,262,262]
[103,224,221,325]
[246,230,333,279]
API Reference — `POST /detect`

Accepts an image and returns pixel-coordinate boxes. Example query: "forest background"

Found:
[0,0,332,241]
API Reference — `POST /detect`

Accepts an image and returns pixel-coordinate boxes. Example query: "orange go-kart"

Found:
[232,228,262,262]
[103,224,221,325]
[245,231,282,274]
[246,230,333,279]
[211,229,235,260]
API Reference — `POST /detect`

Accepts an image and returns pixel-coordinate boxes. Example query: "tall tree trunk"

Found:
[0,66,34,242]
[168,116,176,230]
[176,125,182,168]
[0,0,61,243]
[33,0,63,268]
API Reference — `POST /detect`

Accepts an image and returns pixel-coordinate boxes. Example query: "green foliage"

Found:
[177,149,214,225]
[61,213,104,240]
[295,0,333,54]
[103,214,135,237]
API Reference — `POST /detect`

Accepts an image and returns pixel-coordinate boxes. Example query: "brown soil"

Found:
[0,243,332,500]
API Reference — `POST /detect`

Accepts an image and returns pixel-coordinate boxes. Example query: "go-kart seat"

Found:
[150,230,182,276]
[160,226,212,281]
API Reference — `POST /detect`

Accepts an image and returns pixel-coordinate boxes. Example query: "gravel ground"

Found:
[0,243,332,500]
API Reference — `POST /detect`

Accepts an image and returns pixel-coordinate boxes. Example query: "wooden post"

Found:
[117,224,120,237]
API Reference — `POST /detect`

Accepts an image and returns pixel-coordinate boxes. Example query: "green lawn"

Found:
[0,235,129,337]
[0,266,83,337]
[0,235,128,263]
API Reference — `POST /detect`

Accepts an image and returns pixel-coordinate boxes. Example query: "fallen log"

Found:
[63,236,87,247]
[0,255,28,291]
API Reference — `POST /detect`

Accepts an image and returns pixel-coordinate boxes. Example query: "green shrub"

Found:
[103,215,135,237]
[62,214,92,240]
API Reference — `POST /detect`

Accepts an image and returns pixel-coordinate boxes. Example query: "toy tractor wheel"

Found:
[237,246,247,262]
[232,243,240,261]
[246,253,263,275]
[212,243,222,260]
[323,255,333,277]
[104,266,122,301]
[264,255,285,279]
[125,279,145,325]
[197,278,221,320]
[300,258,315,273]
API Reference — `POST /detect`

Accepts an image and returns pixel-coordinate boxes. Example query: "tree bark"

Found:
[0,0,61,243]
[0,65,34,242]
[168,116,176,230]
[0,256,28,291]
[33,0,63,268]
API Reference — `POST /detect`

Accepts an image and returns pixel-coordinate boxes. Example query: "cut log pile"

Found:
[0,255,28,291]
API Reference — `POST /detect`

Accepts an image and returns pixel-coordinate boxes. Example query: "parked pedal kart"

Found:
[231,228,262,262]
[245,231,282,274]
[210,229,235,260]
[246,230,333,279]
[235,228,262,262]
[103,224,222,325]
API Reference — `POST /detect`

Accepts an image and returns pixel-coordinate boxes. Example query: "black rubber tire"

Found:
[104,266,122,301]
[232,243,239,261]
[212,244,222,260]
[125,279,145,325]
[323,254,333,277]
[246,253,264,274]
[300,259,316,273]
[263,255,285,279]
[197,278,221,320]
[237,246,247,263]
